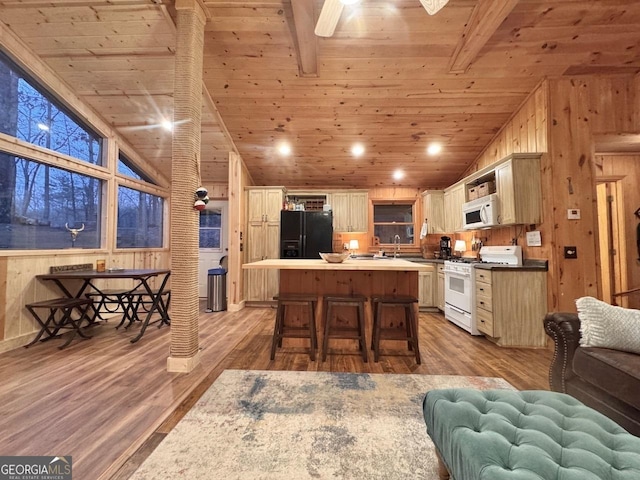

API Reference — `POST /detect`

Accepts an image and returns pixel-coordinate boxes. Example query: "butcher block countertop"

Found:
[243,258,430,271]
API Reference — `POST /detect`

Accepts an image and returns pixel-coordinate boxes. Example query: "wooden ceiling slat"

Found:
[1,0,638,186]
[0,5,164,23]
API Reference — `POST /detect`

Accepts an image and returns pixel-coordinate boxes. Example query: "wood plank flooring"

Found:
[0,304,553,480]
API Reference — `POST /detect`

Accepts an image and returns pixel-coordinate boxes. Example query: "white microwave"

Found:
[462,193,500,230]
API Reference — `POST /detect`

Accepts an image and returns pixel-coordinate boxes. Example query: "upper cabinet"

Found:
[428,153,542,233]
[494,155,542,226]
[443,184,465,232]
[332,190,368,232]
[421,190,445,234]
[247,187,284,223]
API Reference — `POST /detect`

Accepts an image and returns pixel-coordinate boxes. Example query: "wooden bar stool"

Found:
[271,294,318,361]
[371,295,421,364]
[322,295,368,362]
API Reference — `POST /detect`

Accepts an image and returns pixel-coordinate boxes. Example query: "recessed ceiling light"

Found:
[161,119,173,132]
[37,123,49,131]
[393,169,404,180]
[427,143,442,156]
[277,143,292,156]
[351,143,365,157]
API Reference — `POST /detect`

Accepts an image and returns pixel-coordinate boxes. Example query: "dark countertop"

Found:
[352,254,445,264]
[473,259,548,271]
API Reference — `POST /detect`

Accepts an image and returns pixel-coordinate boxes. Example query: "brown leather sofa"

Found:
[544,312,640,436]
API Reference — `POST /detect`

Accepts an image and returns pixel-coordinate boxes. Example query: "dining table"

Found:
[36,268,171,343]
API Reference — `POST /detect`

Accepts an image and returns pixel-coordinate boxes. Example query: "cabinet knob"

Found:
[479,287,484,292]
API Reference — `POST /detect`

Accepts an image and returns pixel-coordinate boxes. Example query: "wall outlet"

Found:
[567,209,581,220]
[564,246,577,259]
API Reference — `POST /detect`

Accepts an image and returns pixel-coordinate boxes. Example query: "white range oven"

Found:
[443,260,479,335]
[443,245,523,335]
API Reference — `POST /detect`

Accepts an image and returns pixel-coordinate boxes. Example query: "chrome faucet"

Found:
[393,234,401,258]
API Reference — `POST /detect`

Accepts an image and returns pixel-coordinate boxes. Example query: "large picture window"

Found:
[117,186,163,248]
[373,202,415,245]
[0,53,103,165]
[118,152,156,184]
[0,151,101,250]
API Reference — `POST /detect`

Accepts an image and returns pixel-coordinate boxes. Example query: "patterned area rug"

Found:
[131,370,513,479]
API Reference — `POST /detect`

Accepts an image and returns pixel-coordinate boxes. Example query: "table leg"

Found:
[130,273,171,344]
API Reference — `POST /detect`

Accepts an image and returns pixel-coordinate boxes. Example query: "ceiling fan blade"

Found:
[314,0,344,37]
[419,0,449,15]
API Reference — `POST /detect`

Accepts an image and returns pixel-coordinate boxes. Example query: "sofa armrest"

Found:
[543,312,581,393]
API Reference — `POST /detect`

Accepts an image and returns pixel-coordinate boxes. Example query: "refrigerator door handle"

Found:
[301,234,306,256]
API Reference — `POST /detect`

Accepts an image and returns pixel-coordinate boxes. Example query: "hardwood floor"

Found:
[0,304,553,480]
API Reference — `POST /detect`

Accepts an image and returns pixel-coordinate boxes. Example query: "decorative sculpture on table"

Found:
[65,223,84,248]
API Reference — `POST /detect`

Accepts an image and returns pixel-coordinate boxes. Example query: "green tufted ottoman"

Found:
[423,389,640,480]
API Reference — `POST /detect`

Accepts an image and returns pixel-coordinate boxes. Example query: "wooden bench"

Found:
[25,297,93,349]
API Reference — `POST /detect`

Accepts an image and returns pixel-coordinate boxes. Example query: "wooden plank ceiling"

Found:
[1,0,639,188]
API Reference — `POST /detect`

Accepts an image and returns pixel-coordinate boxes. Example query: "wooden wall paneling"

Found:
[634,73,640,130]
[229,152,248,308]
[544,75,638,312]
[204,183,229,199]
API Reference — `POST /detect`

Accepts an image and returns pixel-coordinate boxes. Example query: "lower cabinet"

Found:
[418,266,436,309]
[474,268,547,347]
[437,264,445,311]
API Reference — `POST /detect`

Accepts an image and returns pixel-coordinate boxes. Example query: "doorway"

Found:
[198,200,228,297]
[596,180,627,306]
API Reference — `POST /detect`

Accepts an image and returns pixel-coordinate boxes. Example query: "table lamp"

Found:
[349,239,359,256]
[454,240,467,257]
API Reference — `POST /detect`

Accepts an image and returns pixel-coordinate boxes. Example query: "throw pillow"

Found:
[576,296,640,354]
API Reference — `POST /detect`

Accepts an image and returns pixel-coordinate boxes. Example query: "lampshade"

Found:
[454,240,467,252]
[349,239,360,251]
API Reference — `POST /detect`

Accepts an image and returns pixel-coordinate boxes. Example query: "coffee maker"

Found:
[439,236,452,259]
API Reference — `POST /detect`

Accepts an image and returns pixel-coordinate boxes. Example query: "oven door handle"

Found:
[447,304,468,315]
[444,270,471,277]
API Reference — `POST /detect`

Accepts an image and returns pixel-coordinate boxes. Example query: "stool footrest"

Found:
[271,296,318,361]
[322,296,368,362]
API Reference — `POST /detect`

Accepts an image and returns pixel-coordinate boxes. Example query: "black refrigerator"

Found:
[280,210,333,259]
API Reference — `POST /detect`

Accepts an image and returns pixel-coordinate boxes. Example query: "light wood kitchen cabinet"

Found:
[418,265,436,309]
[443,183,465,232]
[494,154,542,225]
[474,268,547,347]
[245,187,285,301]
[437,264,445,311]
[421,190,445,234]
[331,190,368,232]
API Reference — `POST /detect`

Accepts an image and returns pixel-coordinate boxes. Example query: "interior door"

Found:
[198,200,228,297]
[596,181,626,306]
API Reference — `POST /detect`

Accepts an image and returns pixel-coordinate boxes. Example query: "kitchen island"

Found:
[243,257,428,295]
[243,258,430,357]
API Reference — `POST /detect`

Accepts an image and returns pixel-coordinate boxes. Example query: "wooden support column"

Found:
[167,0,207,373]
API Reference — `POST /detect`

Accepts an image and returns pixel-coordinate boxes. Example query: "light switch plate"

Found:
[567,208,581,220]
[526,230,542,247]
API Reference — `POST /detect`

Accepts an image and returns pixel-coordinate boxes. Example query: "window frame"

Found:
[372,199,418,247]
[0,47,169,256]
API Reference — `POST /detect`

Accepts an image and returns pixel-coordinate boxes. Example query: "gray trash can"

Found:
[206,267,227,312]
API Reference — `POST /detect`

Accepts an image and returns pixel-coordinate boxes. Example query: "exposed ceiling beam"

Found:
[290,0,318,77]
[448,0,519,74]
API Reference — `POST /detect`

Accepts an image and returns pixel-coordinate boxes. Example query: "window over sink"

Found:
[372,202,415,245]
